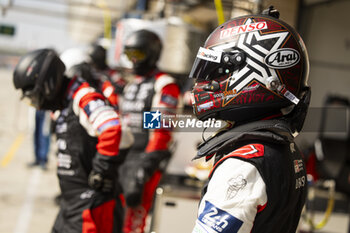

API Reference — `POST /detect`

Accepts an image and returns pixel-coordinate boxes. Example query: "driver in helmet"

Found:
[118,29,180,233]
[13,49,129,233]
[189,7,310,233]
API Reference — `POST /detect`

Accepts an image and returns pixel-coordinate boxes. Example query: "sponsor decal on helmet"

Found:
[213,93,224,98]
[199,93,211,101]
[190,93,196,104]
[197,101,214,112]
[265,48,300,69]
[197,47,222,63]
[223,89,237,100]
[241,83,260,93]
[220,21,268,39]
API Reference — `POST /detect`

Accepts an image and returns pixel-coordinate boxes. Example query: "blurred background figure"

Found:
[87,43,127,109]
[60,45,127,110]
[27,109,51,170]
[119,29,180,233]
[13,48,125,233]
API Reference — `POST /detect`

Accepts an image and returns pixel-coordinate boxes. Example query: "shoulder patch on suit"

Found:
[209,144,265,179]
[195,200,243,233]
[227,144,264,159]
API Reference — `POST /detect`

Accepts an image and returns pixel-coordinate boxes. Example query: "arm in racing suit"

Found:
[98,69,127,110]
[52,77,125,233]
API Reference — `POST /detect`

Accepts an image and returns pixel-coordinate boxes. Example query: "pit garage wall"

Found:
[296,0,350,148]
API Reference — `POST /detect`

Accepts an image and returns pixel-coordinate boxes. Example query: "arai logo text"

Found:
[265,48,300,69]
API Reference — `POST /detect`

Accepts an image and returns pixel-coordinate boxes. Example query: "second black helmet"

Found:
[124,29,162,75]
[13,48,66,110]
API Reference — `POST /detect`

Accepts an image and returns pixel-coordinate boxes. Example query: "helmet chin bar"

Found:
[265,76,300,105]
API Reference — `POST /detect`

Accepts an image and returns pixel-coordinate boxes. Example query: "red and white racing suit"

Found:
[52,76,125,233]
[120,70,180,233]
[192,120,307,233]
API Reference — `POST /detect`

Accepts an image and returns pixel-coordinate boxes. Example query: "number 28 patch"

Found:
[194,201,243,233]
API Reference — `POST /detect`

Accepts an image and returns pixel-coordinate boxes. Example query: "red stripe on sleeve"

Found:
[79,92,105,110]
[161,83,180,98]
[72,82,90,99]
[146,82,179,152]
[145,130,171,152]
[102,80,119,107]
[96,125,121,156]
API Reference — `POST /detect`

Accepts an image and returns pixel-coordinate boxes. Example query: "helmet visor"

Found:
[189,47,223,80]
[22,88,42,109]
[124,48,146,63]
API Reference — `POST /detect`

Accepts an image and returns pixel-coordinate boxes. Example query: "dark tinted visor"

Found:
[124,48,146,63]
[189,47,223,80]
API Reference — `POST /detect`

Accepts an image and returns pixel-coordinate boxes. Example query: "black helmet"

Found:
[189,9,310,133]
[13,48,66,110]
[124,29,162,75]
[88,44,108,70]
